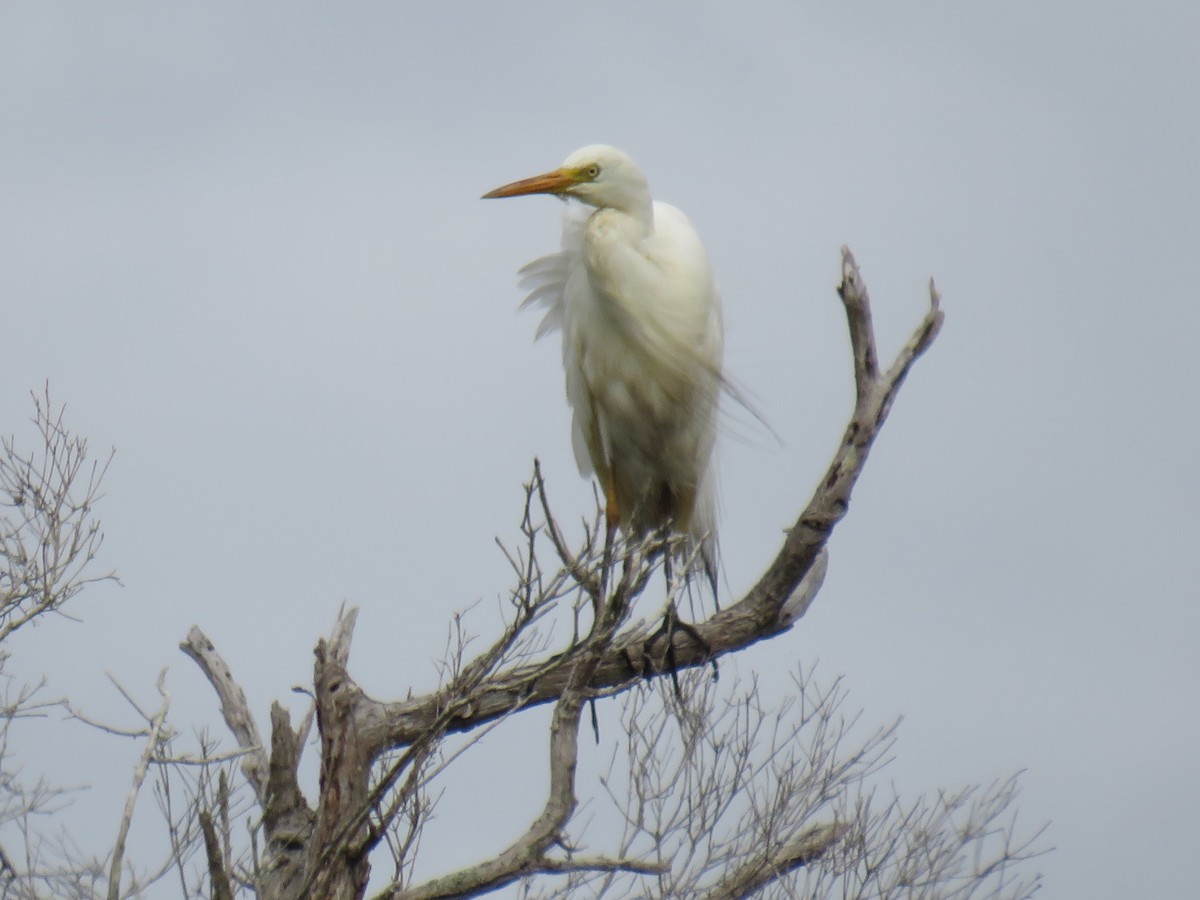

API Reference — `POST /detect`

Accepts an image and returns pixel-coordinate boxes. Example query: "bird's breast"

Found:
[565,207,720,452]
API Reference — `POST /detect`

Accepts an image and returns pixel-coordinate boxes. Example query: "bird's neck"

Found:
[628,195,654,231]
[581,181,654,232]
[598,197,653,236]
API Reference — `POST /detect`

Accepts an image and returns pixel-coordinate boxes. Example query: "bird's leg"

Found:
[642,552,714,699]
[704,553,721,613]
[661,526,674,593]
[598,482,620,615]
[652,531,707,696]
[658,535,681,696]
[662,602,684,700]
[683,573,722,685]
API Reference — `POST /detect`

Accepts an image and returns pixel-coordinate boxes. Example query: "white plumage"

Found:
[484,145,723,587]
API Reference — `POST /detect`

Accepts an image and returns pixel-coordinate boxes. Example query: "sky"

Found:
[1,2,1198,897]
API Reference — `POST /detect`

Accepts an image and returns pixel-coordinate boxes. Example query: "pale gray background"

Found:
[2,2,1197,897]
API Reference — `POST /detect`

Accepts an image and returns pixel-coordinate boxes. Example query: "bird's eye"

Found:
[585,165,601,179]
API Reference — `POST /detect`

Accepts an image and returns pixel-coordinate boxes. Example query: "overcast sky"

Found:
[2,2,1197,897]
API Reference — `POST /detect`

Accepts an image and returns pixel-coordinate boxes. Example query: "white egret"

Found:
[483,145,723,592]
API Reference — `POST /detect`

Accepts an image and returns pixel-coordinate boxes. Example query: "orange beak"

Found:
[482,168,576,200]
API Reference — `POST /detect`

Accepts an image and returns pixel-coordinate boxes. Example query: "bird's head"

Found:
[482,145,651,218]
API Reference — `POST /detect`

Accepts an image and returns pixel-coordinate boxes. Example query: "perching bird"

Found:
[483,145,723,592]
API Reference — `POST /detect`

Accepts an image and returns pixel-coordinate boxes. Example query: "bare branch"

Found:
[198,810,234,900]
[837,248,881,396]
[180,626,268,804]
[107,669,170,900]
[533,459,601,600]
[532,854,667,878]
[0,385,117,641]
[779,546,828,626]
[261,701,314,896]
[389,554,649,900]
[702,822,848,900]
[152,745,261,767]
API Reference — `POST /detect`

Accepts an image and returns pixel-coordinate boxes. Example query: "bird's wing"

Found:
[517,204,596,477]
[651,207,778,447]
[516,203,588,340]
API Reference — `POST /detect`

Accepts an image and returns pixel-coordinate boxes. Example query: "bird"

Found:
[483,145,724,594]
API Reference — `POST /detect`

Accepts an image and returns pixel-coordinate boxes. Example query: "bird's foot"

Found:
[638,601,716,699]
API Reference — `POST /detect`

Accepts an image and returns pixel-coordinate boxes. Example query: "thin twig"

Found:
[107,669,170,900]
